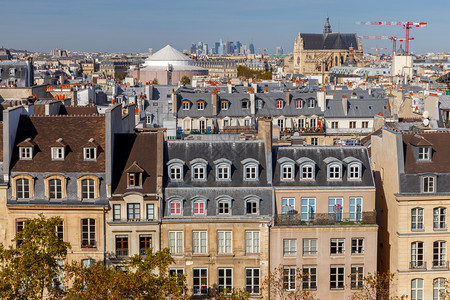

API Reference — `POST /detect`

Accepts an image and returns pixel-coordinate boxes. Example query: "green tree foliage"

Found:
[0,215,70,299]
[65,248,187,300]
[181,76,191,85]
[263,265,315,300]
[115,72,126,80]
[152,78,158,85]
[216,288,249,300]
[237,65,272,80]
[349,271,407,300]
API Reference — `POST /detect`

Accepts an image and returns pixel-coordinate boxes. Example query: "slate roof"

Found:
[324,98,391,118]
[112,132,158,195]
[256,92,323,117]
[300,33,359,50]
[11,115,105,173]
[273,146,374,188]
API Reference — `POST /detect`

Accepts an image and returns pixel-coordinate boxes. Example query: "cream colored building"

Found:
[371,128,450,299]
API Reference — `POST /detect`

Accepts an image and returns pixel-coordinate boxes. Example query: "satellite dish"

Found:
[423,111,429,119]
[423,118,430,126]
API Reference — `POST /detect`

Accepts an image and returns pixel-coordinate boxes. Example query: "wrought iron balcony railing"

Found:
[274,212,376,226]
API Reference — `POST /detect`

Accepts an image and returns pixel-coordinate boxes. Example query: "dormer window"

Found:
[329,164,341,179]
[221,101,229,110]
[241,100,249,109]
[245,196,260,215]
[169,200,182,216]
[167,159,184,182]
[197,101,205,110]
[190,158,207,181]
[418,147,431,161]
[242,158,259,181]
[84,148,96,160]
[182,101,190,110]
[278,157,295,181]
[9,68,15,75]
[218,198,232,215]
[193,199,206,215]
[126,161,144,188]
[297,158,316,180]
[20,147,32,160]
[276,100,283,109]
[52,147,64,160]
[214,158,232,181]
[423,176,435,193]
[308,99,316,108]
[257,100,263,109]
[349,163,361,180]
[296,100,303,109]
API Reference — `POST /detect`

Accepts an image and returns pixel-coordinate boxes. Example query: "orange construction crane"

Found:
[361,35,413,55]
[259,48,268,55]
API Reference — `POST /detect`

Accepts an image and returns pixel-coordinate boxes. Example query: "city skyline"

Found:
[1,0,449,54]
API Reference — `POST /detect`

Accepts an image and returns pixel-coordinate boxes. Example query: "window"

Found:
[351,266,364,289]
[330,266,345,289]
[218,201,230,215]
[56,221,63,241]
[308,99,315,108]
[193,268,208,295]
[199,120,206,132]
[170,166,182,180]
[49,179,62,200]
[81,219,96,247]
[302,266,317,290]
[303,239,317,256]
[218,268,232,294]
[331,121,338,129]
[352,238,364,254]
[245,231,260,253]
[411,242,424,268]
[244,164,257,180]
[411,208,424,230]
[281,164,294,180]
[433,278,446,300]
[168,231,183,254]
[310,137,318,145]
[19,147,32,160]
[223,120,229,127]
[221,101,229,110]
[246,200,258,215]
[349,164,361,179]
[301,198,315,221]
[349,121,356,128]
[276,100,283,109]
[241,101,249,109]
[283,239,296,256]
[170,201,182,215]
[328,164,341,179]
[51,147,64,160]
[192,231,207,254]
[283,267,296,291]
[310,118,317,128]
[193,200,206,215]
[423,176,435,193]
[296,100,303,109]
[244,119,250,126]
[433,207,446,230]
[217,231,232,254]
[411,278,423,300]
[16,220,25,247]
[433,241,446,268]
[83,147,96,160]
[217,164,230,181]
[193,165,206,181]
[16,178,30,199]
[81,179,95,199]
[277,119,284,131]
[418,147,430,160]
[9,68,15,75]
[362,121,369,128]
[298,118,305,129]
[245,268,260,294]
[328,198,343,221]
[113,204,121,221]
[169,268,184,277]
[182,102,190,110]
[115,236,128,258]
[301,164,314,179]
[139,235,152,256]
[127,203,140,220]
[331,239,345,255]
[82,259,96,267]
[282,198,295,214]
[350,197,362,221]
[197,101,205,110]
[146,115,152,124]
[146,204,154,221]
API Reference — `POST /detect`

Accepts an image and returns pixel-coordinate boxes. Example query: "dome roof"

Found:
[145,45,190,62]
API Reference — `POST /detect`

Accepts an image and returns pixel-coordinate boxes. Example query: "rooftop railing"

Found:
[274,212,376,226]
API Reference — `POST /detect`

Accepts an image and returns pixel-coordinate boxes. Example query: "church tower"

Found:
[323,16,332,34]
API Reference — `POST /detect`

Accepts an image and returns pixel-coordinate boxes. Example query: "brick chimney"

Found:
[212,90,218,115]
[171,89,177,116]
[285,89,290,105]
[342,95,348,116]
[257,116,273,154]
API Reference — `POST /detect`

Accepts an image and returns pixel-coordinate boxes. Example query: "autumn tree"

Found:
[216,288,249,300]
[181,76,191,85]
[263,265,316,300]
[349,271,407,300]
[0,215,70,299]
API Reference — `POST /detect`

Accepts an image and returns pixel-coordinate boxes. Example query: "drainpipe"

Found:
[158,193,162,251]
[268,187,275,300]
[103,206,107,266]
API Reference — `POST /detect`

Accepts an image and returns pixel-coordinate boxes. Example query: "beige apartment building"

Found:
[271,146,378,299]
[371,128,450,299]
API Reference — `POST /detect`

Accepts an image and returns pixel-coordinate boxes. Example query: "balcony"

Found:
[274,212,376,226]
[432,260,449,270]
[81,241,97,249]
[409,261,427,271]
[109,218,155,224]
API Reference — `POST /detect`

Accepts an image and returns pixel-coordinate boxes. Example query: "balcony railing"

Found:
[410,261,427,270]
[432,260,449,270]
[274,212,376,226]
[109,218,155,223]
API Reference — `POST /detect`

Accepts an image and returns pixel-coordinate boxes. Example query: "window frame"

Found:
[217,199,231,215]
[127,203,140,221]
[302,266,317,290]
[193,268,208,295]
[276,99,283,109]
[217,230,232,254]
[303,238,317,256]
[281,198,295,215]
[348,162,361,180]
[115,235,129,258]
[433,207,446,230]
[328,163,341,180]
[192,163,207,181]
[296,99,303,109]
[330,238,345,255]
[19,147,33,160]
[146,203,154,221]
[351,238,364,255]
[168,231,183,254]
[283,266,296,291]
[139,234,152,256]
[81,178,95,200]
[349,197,363,221]
[411,208,424,231]
[411,241,424,268]
[330,266,345,289]
[300,163,315,180]
[301,198,316,221]
[221,101,229,110]
[423,176,435,193]
[193,199,206,215]
[245,231,260,254]
[81,218,96,248]
[169,200,182,216]
[418,147,431,161]
[113,204,121,221]
[411,278,424,300]
[433,240,446,268]
[51,147,65,161]
[13,175,34,200]
[83,147,97,161]
[49,178,63,200]
[197,101,205,110]
[218,268,233,294]
[245,268,260,295]
[280,163,294,181]
[283,239,297,256]
[192,231,207,254]
[351,265,364,289]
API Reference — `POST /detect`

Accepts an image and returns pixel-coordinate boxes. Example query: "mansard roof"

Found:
[300,33,359,50]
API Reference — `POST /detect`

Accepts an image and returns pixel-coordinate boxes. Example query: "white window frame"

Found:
[168,164,183,181]
[349,197,363,221]
[330,238,345,255]
[301,198,315,221]
[192,231,207,254]
[348,163,361,180]
[216,163,231,181]
[51,147,64,160]
[351,265,364,289]
[296,100,303,109]
[193,200,206,215]
[19,147,32,160]
[300,164,314,180]
[281,163,294,180]
[276,100,283,109]
[433,241,446,268]
[283,239,296,256]
[411,241,424,268]
[217,231,232,254]
[197,101,205,110]
[245,231,260,254]
[83,147,97,161]
[302,266,317,290]
[433,278,446,300]
[16,178,30,199]
[283,267,296,291]
[244,163,258,181]
[245,268,260,295]
[246,199,259,215]
[308,99,315,108]
[418,147,430,160]
[169,200,182,216]
[218,200,231,215]
[192,164,207,181]
[328,164,341,180]
[411,278,423,300]
[330,266,345,289]
[168,231,183,254]
[303,238,317,256]
[411,208,424,231]
[145,115,152,124]
[221,101,229,110]
[218,268,233,294]
[433,207,446,230]
[423,176,435,193]
[81,178,95,200]
[182,102,190,110]
[193,268,208,295]
[351,238,364,254]
[281,198,295,214]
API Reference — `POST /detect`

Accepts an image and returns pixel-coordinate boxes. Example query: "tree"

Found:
[65,248,187,300]
[115,72,126,80]
[216,288,249,300]
[349,271,407,300]
[263,265,315,300]
[181,76,191,85]
[152,78,158,85]
[0,215,70,299]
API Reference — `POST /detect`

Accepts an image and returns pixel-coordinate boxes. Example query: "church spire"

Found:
[323,16,332,34]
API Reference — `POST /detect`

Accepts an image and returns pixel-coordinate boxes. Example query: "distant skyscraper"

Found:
[218,39,224,55]
[276,46,283,56]
[249,43,255,54]
[203,44,208,55]
[214,42,220,54]
[236,41,242,54]
[225,41,231,55]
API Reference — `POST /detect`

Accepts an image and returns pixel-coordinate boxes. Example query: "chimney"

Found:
[257,116,273,154]
[285,89,290,105]
[171,89,177,116]
[251,82,258,93]
[227,81,232,94]
[212,90,218,115]
[342,95,348,116]
[249,90,255,115]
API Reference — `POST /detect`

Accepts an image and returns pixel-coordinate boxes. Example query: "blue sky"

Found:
[0,0,448,54]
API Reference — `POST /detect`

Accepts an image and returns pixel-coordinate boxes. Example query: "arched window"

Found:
[278,157,295,181]
[169,199,183,216]
[214,158,232,181]
[193,199,207,215]
[241,158,259,181]
[77,175,100,200]
[325,157,342,180]
[411,208,424,230]
[167,159,184,182]
[12,174,34,199]
[216,196,232,215]
[297,158,316,180]
[411,279,423,300]
[190,158,208,181]
[245,196,260,215]
[433,278,446,300]
[44,175,67,200]
[411,242,424,269]
[433,207,446,230]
